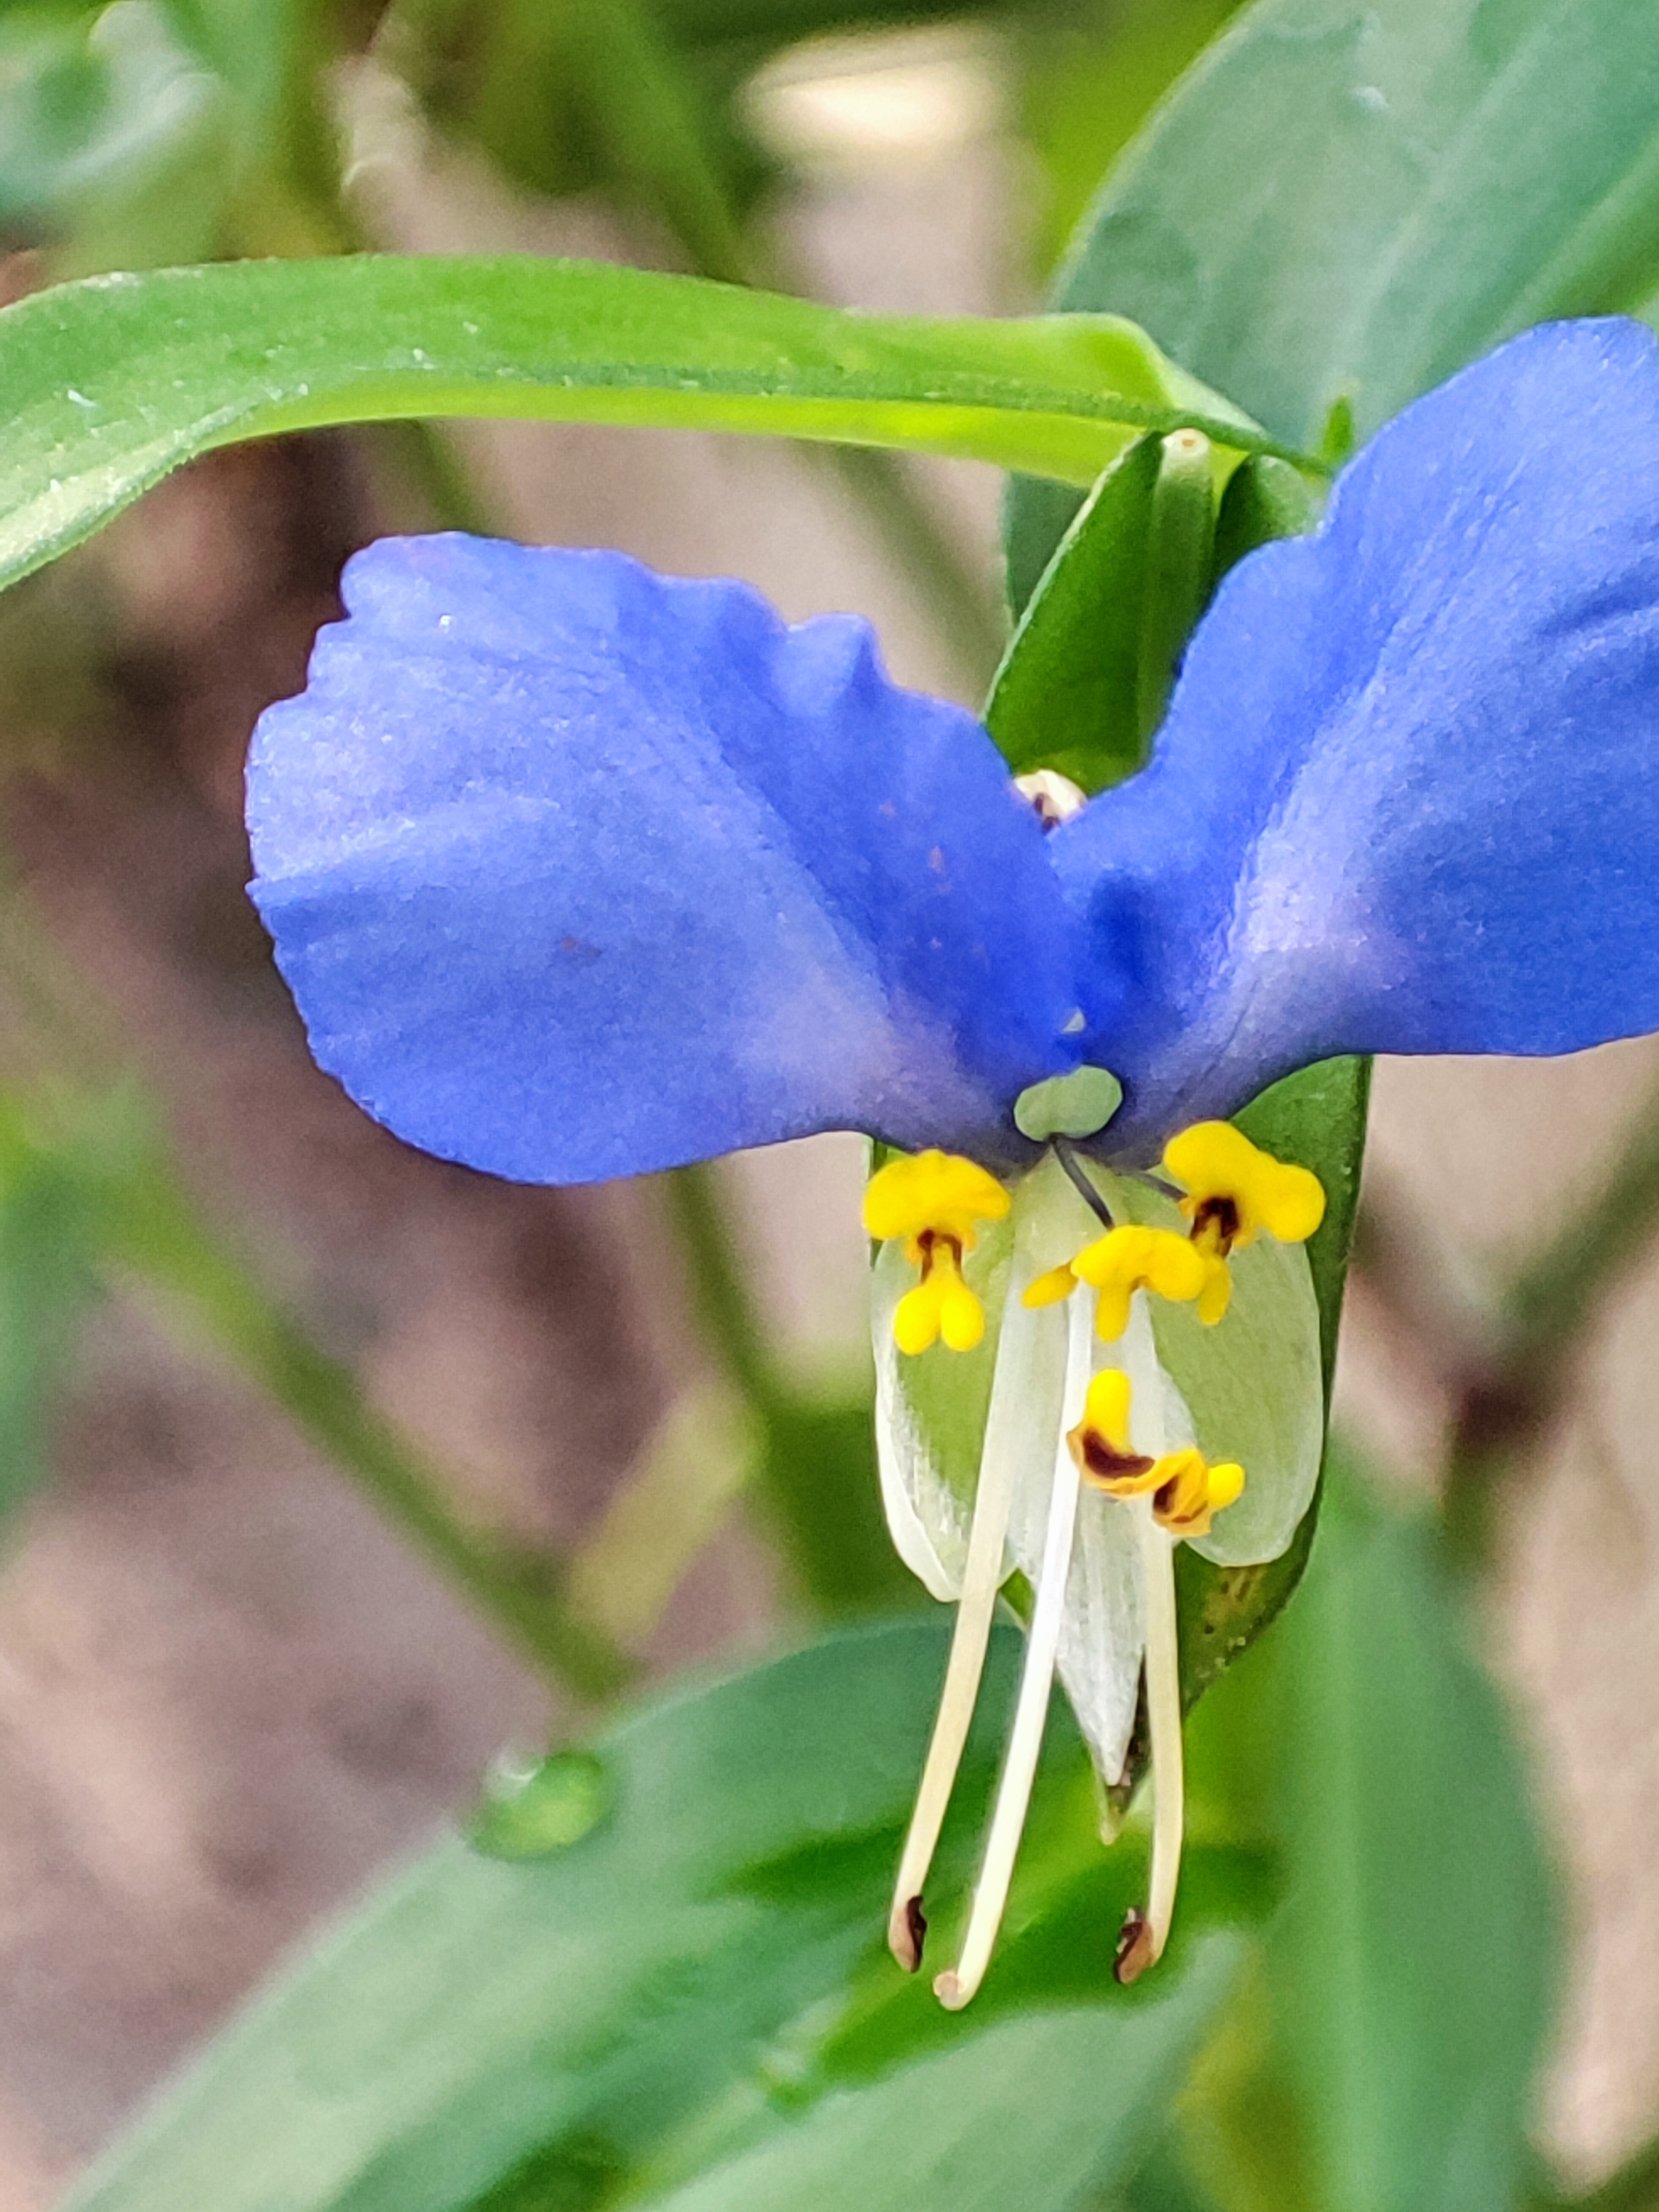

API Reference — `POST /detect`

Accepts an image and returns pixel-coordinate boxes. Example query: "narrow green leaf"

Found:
[0,253,1300,597]
[1135,429,1219,748]
[63,1621,1252,2212]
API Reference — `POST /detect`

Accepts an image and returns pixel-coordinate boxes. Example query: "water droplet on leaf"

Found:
[468,1747,611,1860]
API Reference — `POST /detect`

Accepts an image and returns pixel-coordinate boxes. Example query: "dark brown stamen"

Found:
[1114,1908,1156,1985]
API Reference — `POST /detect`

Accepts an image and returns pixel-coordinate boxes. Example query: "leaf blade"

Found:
[0,253,1301,596]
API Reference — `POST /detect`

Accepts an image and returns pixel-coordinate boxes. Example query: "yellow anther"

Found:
[865,1151,1010,1357]
[1021,1262,1079,1310]
[894,1245,987,1355]
[1162,1121,1326,1254]
[1067,1369,1160,1493]
[1068,1225,1208,1342]
[1149,1451,1246,1541]
[1067,1370,1246,1538]
[863,1150,1010,1249]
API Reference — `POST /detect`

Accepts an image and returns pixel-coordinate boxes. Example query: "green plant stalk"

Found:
[549,0,1007,684]
[664,1164,910,1615]
[1436,1068,1659,1560]
[98,1150,635,1701]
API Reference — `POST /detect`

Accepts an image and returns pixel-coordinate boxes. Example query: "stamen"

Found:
[1116,1498,1183,1983]
[864,1150,1011,1358]
[934,1291,1091,2011]
[888,1278,1040,1969]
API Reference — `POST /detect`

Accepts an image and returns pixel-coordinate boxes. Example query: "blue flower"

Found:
[246,314,1659,2003]
[248,317,1659,1186]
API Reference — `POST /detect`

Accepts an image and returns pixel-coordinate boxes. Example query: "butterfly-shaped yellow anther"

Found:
[1066,1369,1245,1539]
[1024,1224,1207,1342]
[863,1150,1011,1355]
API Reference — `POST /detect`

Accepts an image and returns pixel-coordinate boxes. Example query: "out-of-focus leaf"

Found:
[64,1620,1260,2212]
[1044,0,1659,458]
[1016,0,1243,278]
[1274,1458,1559,2212]
[0,253,1291,597]
[761,1394,923,1615]
[1171,1453,1559,2212]
[0,1,233,263]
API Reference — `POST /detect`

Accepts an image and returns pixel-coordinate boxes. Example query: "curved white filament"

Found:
[934,1289,1091,2010]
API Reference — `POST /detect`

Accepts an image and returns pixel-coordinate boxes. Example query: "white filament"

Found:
[888,1260,1054,1967]
[934,1290,1091,2010]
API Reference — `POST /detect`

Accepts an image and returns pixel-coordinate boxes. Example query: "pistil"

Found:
[888,1270,1041,1970]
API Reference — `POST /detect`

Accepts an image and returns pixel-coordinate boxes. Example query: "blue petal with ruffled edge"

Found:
[247,536,1080,1184]
[1059,317,1659,1159]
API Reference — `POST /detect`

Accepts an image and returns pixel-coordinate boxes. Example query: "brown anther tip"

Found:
[1113,1909,1156,1986]
[888,1895,927,1973]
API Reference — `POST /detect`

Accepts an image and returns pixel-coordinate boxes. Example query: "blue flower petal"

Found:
[247,537,1079,1183]
[1057,318,1659,1155]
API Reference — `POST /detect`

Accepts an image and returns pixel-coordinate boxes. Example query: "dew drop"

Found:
[468,1746,611,1860]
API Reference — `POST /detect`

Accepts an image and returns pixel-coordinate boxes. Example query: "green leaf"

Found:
[64,1620,1256,2212]
[1272,1455,1559,2212]
[0,253,1301,598]
[1030,0,1659,498]
[1153,1452,1560,2212]
[1209,454,1320,587]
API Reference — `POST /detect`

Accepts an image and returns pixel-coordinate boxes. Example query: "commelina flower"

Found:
[247,317,1659,2004]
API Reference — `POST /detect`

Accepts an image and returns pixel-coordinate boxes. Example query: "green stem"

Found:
[664,1163,911,1616]
[664,1163,785,1415]
[1417,1069,1659,1558]
[523,0,1006,684]
[102,1150,635,1701]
